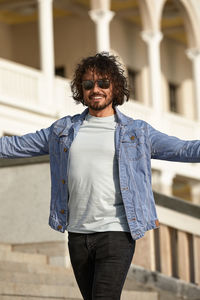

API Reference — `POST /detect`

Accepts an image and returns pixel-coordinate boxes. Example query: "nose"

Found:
[92,81,100,92]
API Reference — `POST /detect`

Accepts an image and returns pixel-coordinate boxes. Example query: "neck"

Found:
[88,107,115,117]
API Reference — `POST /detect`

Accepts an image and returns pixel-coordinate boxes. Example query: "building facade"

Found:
[1,0,200,204]
[0,0,200,286]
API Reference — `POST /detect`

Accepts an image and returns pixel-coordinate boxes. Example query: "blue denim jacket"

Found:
[1,108,200,240]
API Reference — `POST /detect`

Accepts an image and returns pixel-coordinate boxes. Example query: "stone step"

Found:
[0,270,156,300]
[11,242,71,268]
[0,282,158,300]
[0,297,81,300]
[0,268,158,299]
[0,270,77,287]
[0,260,70,274]
[0,244,12,252]
[0,293,158,300]
[0,282,82,298]
[0,250,47,265]
[0,246,158,300]
[12,241,68,256]
[122,290,158,300]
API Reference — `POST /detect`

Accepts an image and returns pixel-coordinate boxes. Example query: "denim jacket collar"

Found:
[56,106,133,137]
[72,106,133,126]
[71,108,89,123]
[115,107,134,126]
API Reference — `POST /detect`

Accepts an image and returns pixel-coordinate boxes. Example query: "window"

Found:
[168,82,179,113]
[55,66,66,78]
[128,68,139,101]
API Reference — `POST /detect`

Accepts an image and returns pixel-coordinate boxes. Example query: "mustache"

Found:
[89,92,106,98]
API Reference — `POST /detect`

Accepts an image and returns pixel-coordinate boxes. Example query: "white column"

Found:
[38,0,54,107]
[89,7,114,52]
[141,31,163,113]
[186,48,200,121]
[159,170,175,196]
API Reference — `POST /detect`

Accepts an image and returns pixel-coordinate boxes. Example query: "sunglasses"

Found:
[82,79,110,90]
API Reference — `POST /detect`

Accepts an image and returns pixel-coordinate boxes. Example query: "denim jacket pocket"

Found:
[122,131,145,161]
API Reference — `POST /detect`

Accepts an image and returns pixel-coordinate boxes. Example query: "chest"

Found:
[69,124,116,161]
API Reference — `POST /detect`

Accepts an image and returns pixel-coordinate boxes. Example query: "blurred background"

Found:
[0,0,200,299]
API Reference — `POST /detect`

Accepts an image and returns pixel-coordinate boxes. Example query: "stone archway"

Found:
[139,0,200,49]
[138,0,162,32]
[159,0,195,119]
[159,0,199,48]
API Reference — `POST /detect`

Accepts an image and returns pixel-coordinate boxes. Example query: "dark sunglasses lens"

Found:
[97,80,110,89]
[82,80,94,90]
[82,79,110,90]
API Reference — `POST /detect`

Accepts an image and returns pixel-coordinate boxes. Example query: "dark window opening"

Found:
[128,68,138,101]
[55,66,66,78]
[169,82,179,113]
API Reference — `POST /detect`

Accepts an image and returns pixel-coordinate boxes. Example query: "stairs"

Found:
[0,243,158,300]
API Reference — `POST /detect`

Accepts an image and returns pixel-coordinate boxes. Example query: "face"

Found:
[82,69,114,116]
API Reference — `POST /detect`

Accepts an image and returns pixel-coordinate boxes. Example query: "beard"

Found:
[86,97,113,111]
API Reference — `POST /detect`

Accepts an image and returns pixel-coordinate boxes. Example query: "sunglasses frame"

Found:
[82,79,110,90]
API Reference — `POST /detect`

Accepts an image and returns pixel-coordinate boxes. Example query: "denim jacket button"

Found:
[130,136,135,140]
[62,179,65,184]
[60,209,65,214]
[64,148,68,152]
[57,225,62,230]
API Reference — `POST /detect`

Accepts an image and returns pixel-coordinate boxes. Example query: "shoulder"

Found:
[54,113,81,125]
[117,109,148,130]
[53,115,72,127]
[50,113,82,136]
[127,119,148,129]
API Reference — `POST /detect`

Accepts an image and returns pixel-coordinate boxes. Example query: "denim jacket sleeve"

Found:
[147,123,200,162]
[0,127,51,158]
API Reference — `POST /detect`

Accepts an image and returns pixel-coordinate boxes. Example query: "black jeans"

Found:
[68,231,135,300]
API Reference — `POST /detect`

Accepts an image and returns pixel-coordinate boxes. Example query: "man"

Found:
[1,52,200,300]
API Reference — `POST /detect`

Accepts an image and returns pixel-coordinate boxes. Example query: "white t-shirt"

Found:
[66,113,130,233]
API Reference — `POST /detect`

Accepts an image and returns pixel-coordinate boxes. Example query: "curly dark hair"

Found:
[70,52,129,107]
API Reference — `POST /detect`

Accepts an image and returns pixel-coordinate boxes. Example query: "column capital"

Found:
[141,30,163,44]
[89,9,115,24]
[37,0,53,3]
[186,48,200,60]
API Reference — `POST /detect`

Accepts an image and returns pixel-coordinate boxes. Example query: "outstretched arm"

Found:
[148,124,200,162]
[0,126,51,159]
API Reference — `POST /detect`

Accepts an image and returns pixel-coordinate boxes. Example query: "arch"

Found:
[179,0,200,48]
[138,0,152,31]
[139,0,164,32]
[159,0,200,48]
[159,0,197,120]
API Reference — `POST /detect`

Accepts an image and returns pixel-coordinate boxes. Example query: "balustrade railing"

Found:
[133,192,200,286]
[0,58,42,109]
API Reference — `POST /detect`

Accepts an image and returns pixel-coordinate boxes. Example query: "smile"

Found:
[90,95,105,101]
